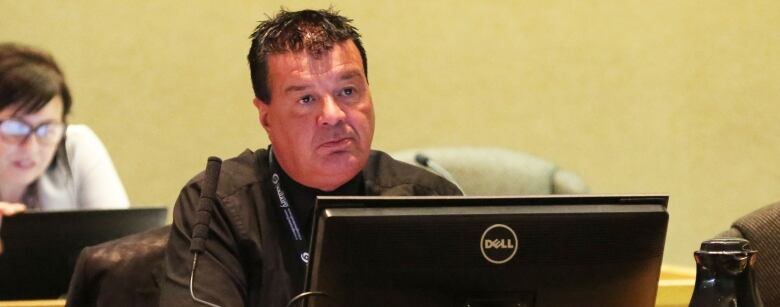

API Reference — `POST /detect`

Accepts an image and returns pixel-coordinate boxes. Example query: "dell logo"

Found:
[480,224,518,264]
[484,239,515,249]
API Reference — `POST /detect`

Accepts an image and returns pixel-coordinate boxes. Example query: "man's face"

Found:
[254,40,374,191]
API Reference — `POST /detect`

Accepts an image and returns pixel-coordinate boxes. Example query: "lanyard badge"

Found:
[269,150,310,265]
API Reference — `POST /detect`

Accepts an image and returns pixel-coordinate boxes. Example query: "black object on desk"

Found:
[689,238,764,307]
[302,195,669,307]
[0,207,167,300]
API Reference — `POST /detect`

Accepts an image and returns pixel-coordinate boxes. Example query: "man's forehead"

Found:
[266,40,364,78]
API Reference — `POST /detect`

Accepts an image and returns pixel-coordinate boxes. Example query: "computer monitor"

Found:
[303,195,669,307]
[0,207,167,300]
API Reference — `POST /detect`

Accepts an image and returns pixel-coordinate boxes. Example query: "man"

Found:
[160,8,462,307]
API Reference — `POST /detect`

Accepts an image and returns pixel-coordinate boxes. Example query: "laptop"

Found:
[0,207,167,300]
[303,195,669,307]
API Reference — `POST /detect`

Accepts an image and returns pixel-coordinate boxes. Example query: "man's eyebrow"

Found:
[283,84,312,94]
[339,70,364,81]
[282,70,364,93]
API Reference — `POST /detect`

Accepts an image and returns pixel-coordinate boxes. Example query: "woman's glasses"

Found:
[0,119,65,145]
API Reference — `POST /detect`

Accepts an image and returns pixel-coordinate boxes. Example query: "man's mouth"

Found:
[320,137,352,148]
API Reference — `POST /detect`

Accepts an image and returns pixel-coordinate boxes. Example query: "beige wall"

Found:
[2,1,779,266]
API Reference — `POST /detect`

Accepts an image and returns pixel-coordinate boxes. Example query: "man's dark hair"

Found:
[247,8,368,103]
[0,43,72,117]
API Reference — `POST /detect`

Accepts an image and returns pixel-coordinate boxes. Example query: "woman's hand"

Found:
[0,202,26,216]
[0,202,25,254]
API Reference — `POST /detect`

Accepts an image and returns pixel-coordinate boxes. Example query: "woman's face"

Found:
[0,96,64,188]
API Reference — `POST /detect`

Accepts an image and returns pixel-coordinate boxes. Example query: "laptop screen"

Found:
[0,207,167,300]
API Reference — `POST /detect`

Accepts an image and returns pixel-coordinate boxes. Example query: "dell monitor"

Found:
[302,195,669,307]
[0,207,167,299]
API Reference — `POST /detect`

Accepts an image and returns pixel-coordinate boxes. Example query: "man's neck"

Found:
[274,159,364,197]
[272,155,364,235]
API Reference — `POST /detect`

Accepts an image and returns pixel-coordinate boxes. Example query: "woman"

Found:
[0,43,129,216]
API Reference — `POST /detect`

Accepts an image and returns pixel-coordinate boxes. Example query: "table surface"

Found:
[0,300,65,307]
[0,265,697,307]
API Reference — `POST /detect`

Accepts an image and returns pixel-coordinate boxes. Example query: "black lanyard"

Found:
[268,149,310,265]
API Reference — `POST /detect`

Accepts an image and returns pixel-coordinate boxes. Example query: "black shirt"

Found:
[273,155,364,237]
[271,152,364,292]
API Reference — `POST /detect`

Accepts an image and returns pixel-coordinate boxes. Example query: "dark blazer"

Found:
[719,201,780,306]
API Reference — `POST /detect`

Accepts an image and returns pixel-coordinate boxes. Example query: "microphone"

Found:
[414,153,464,194]
[189,157,223,307]
[413,153,430,166]
[190,156,222,253]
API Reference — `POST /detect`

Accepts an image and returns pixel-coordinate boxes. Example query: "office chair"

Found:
[719,201,780,306]
[66,225,170,307]
[390,146,588,195]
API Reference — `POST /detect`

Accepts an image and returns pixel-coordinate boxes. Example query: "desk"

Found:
[0,300,65,307]
[656,265,696,307]
[0,266,697,307]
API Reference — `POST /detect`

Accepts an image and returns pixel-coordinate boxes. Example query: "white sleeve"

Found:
[66,125,130,209]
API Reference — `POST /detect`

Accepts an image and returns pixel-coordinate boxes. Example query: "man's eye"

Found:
[340,88,354,96]
[299,95,314,104]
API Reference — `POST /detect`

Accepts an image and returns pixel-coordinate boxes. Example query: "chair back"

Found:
[391,147,588,195]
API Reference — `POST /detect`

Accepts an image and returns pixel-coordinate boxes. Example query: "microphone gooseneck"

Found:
[414,153,464,195]
[189,157,223,307]
[286,291,330,307]
[414,153,430,166]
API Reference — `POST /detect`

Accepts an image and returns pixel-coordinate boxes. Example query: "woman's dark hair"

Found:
[0,43,72,117]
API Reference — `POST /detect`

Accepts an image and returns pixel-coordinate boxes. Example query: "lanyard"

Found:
[268,149,310,265]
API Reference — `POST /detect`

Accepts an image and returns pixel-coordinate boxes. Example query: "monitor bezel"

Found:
[303,194,669,306]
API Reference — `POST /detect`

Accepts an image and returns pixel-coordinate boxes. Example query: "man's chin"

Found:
[319,148,366,165]
[310,155,367,189]
[321,159,363,177]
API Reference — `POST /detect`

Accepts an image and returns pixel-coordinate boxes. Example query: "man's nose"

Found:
[318,96,347,126]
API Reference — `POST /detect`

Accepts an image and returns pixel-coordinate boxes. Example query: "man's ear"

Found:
[253,98,271,132]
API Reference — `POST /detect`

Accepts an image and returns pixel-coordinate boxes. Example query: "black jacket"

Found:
[160,149,462,307]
